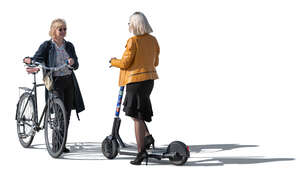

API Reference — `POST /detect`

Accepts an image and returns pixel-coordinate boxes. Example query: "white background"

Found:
[0,0,299,174]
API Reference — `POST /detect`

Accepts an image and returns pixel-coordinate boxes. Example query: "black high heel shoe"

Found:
[130,150,148,165]
[144,135,155,150]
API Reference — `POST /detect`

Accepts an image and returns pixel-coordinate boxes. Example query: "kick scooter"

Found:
[101,86,190,165]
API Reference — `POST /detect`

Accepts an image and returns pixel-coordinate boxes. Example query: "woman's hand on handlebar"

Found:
[68,58,74,66]
[109,57,116,68]
[109,57,116,63]
[23,57,32,64]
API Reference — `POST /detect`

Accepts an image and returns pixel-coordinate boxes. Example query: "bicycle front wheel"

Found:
[16,92,36,148]
[44,98,67,158]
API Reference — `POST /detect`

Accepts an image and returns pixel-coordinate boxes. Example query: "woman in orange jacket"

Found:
[110,12,159,165]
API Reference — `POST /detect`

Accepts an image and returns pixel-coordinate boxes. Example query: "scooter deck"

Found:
[119,144,167,159]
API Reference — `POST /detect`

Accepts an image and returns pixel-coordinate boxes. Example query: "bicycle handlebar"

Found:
[32,60,72,71]
[25,57,73,71]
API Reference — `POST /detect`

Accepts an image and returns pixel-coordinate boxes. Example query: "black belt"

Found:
[54,74,72,79]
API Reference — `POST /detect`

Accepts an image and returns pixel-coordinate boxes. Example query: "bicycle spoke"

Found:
[16,93,35,148]
[23,121,33,127]
[56,128,64,143]
[52,130,60,152]
[47,102,65,153]
[44,98,67,158]
[56,112,65,144]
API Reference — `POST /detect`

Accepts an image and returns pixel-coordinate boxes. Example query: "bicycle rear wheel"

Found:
[44,98,67,158]
[16,92,36,148]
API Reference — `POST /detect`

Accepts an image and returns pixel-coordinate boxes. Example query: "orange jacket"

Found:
[111,34,159,86]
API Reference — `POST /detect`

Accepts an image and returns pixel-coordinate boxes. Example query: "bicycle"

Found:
[15,58,72,158]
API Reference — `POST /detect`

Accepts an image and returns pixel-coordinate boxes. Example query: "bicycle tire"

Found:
[16,92,36,148]
[44,98,67,158]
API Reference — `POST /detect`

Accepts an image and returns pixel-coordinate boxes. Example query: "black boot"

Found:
[144,135,155,150]
[130,150,148,165]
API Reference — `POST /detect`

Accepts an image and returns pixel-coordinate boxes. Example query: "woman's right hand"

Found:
[109,57,117,68]
[23,57,32,64]
[109,57,117,63]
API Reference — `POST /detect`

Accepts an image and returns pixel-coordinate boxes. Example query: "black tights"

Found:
[132,118,150,152]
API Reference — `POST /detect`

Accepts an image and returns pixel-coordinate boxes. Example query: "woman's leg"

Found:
[132,118,146,152]
[63,77,74,129]
[143,120,155,149]
[130,118,149,165]
[142,80,154,137]
[143,121,150,137]
[53,78,69,152]
[62,77,74,152]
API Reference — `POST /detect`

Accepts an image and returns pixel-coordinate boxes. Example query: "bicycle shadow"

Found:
[29,142,295,165]
[30,142,104,160]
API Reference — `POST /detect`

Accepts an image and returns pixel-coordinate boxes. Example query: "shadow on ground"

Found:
[29,142,295,166]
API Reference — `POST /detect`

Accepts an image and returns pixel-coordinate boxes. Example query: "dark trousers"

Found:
[53,75,74,128]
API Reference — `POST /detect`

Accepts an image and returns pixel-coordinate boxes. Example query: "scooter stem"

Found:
[115,86,124,117]
[111,86,126,148]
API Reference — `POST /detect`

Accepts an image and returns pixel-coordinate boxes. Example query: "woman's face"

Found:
[54,25,67,40]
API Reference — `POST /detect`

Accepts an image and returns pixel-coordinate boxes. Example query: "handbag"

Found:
[43,72,54,91]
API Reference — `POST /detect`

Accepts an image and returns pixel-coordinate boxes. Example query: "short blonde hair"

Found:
[129,12,153,35]
[49,18,67,38]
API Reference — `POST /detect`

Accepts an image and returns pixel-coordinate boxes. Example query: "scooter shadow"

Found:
[185,156,295,166]
[113,143,295,166]
[188,143,258,153]
[185,144,294,166]
[29,143,295,166]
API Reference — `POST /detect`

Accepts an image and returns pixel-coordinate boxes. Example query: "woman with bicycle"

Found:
[24,18,85,153]
[109,12,159,165]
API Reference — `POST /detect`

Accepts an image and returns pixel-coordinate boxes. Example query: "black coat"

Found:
[33,40,85,119]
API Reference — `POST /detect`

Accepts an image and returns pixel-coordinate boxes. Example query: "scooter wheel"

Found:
[102,137,119,159]
[167,141,190,165]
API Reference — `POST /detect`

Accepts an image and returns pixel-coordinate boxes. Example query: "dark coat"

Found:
[33,40,85,119]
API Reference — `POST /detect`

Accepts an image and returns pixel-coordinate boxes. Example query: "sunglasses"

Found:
[58,28,67,32]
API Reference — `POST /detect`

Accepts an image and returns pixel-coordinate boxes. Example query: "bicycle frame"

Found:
[17,58,71,157]
[18,60,70,131]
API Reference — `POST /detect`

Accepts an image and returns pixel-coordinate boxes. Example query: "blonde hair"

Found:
[129,12,153,35]
[49,18,67,38]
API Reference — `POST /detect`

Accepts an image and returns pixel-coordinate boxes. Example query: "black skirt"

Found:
[123,80,154,122]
